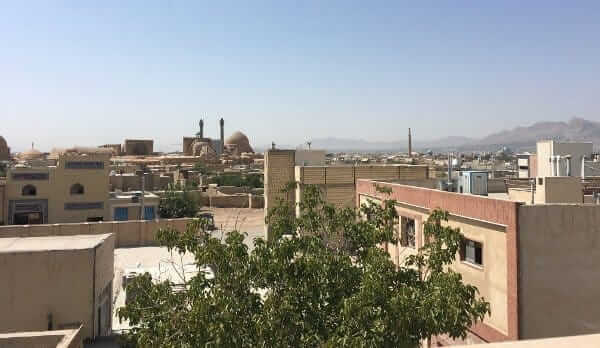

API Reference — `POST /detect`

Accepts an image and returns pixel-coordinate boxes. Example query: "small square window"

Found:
[460,238,483,266]
[538,178,543,185]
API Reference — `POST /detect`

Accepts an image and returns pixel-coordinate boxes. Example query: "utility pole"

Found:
[306,141,312,150]
[140,172,146,220]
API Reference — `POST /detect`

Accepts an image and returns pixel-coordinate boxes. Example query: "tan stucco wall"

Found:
[359,193,509,335]
[534,176,582,204]
[518,205,600,339]
[0,218,191,248]
[0,235,113,340]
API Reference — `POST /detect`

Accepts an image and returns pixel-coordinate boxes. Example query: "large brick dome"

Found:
[224,131,254,153]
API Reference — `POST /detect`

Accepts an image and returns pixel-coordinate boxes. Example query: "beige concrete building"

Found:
[516,153,537,179]
[536,140,593,177]
[0,148,165,225]
[108,191,159,221]
[122,139,154,156]
[264,149,428,239]
[3,149,111,224]
[0,233,114,341]
[357,177,600,344]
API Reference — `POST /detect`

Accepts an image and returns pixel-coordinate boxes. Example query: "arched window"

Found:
[70,183,85,195]
[22,184,37,196]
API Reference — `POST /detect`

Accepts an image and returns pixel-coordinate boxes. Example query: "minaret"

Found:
[199,119,204,138]
[219,117,224,154]
[408,128,412,158]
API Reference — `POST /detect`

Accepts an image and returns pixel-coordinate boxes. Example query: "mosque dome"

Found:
[225,131,254,153]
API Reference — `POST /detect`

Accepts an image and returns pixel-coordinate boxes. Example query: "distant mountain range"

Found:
[273,117,599,153]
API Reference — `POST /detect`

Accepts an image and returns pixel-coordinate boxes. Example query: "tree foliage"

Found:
[119,184,489,347]
[158,184,199,219]
[210,173,263,188]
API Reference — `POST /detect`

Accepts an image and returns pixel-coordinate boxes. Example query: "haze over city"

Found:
[3,1,600,152]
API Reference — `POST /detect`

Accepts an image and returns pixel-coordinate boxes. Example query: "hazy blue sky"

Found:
[2,1,600,152]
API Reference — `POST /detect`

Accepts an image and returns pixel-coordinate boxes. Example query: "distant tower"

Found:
[219,117,224,154]
[408,128,412,158]
[199,119,204,138]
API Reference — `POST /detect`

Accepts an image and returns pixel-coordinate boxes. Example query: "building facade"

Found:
[536,140,593,177]
[3,151,111,224]
[357,178,600,343]
[122,139,154,156]
[264,149,429,239]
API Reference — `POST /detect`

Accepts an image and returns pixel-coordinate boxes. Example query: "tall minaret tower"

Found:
[219,117,225,154]
[408,128,412,158]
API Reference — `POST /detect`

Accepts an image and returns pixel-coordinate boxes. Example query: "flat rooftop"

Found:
[0,233,112,253]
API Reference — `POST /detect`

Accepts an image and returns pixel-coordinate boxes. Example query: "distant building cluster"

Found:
[3,127,600,347]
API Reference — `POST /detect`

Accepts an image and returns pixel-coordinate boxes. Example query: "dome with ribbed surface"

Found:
[224,131,253,153]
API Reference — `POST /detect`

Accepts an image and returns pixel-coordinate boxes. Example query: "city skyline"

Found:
[2,1,600,151]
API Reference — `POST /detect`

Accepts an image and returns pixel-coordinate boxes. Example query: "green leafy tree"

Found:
[210,173,263,189]
[119,184,489,347]
[158,184,199,218]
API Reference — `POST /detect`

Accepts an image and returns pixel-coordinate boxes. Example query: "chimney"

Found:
[199,119,204,139]
[219,117,224,154]
[408,128,412,158]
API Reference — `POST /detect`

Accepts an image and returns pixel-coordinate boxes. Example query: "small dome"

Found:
[225,131,253,153]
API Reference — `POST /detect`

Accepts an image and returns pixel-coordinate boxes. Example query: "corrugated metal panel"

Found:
[325,167,354,184]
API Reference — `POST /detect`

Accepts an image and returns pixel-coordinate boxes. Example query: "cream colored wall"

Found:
[0,218,192,248]
[536,141,553,178]
[93,233,115,337]
[0,249,94,338]
[518,205,600,339]
[359,194,509,336]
